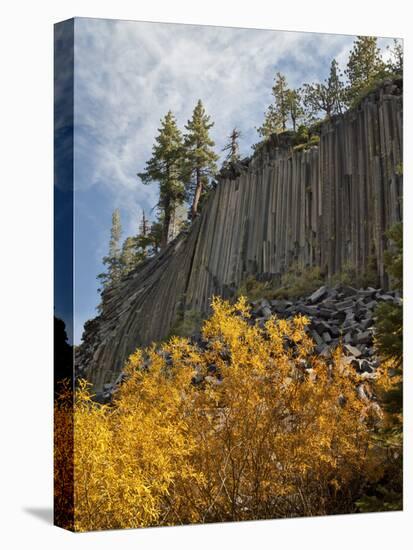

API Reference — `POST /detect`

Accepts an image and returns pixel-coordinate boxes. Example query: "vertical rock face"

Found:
[78,80,402,391]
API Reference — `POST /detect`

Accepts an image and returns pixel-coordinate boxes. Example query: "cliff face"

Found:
[78,80,403,391]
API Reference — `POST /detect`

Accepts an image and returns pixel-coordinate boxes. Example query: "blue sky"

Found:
[72,17,393,344]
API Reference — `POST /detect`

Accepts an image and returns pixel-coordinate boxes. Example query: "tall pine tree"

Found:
[286,88,304,131]
[138,111,185,249]
[272,72,289,131]
[120,236,144,276]
[345,36,386,105]
[183,100,218,218]
[98,208,123,291]
[257,72,290,137]
[222,128,242,164]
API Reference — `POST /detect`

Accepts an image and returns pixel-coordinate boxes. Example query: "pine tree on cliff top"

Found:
[138,111,185,249]
[257,72,291,138]
[222,128,241,164]
[345,36,386,105]
[98,208,122,291]
[272,72,289,131]
[285,88,304,131]
[183,100,218,218]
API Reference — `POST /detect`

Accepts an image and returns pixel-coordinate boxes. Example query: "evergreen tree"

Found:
[138,111,185,249]
[147,219,163,254]
[345,36,386,105]
[272,72,289,131]
[286,88,304,131]
[134,210,152,258]
[222,128,242,164]
[139,210,150,238]
[97,208,123,291]
[303,59,346,119]
[328,59,346,114]
[120,236,143,276]
[257,73,292,137]
[183,100,218,218]
[256,104,281,139]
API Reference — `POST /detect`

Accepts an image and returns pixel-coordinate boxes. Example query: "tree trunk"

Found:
[191,168,202,218]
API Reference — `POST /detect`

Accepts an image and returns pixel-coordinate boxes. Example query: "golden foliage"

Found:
[55,297,386,531]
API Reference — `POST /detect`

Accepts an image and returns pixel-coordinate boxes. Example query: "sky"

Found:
[72,17,394,344]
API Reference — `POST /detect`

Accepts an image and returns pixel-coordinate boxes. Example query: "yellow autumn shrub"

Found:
[55,296,384,531]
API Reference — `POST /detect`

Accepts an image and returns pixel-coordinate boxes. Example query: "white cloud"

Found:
[73,20,354,203]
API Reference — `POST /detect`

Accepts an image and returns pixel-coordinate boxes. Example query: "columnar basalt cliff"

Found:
[78,80,403,391]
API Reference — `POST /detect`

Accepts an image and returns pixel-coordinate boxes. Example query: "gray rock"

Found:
[360,318,374,330]
[344,332,353,344]
[356,331,373,344]
[309,285,328,304]
[311,330,324,346]
[261,306,272,318]
[322,332,332,344]
[336,299,355,311]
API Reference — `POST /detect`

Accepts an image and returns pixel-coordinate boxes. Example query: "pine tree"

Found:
[183,100,218,218]
[328,59,346,114]
[257,104,281,139]
[120,236,144,276]
[222,128,241,164]
[345,36,386,105]
[272,72,289,131]
[139,210,150,238]
[286,88,304,131]
[257,73,291,138]
[147,219,163,254]
[138,111,185,249]
[135,210,152,257]
[97,208,123,291]
[303,59,346,119]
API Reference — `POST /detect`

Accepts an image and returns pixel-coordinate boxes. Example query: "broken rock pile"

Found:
[250,284,401,376]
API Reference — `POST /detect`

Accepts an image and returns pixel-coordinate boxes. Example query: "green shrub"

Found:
[236,276,277,301]
[274,265,324,299]
[237,265,324,302]
[168,309,203,339]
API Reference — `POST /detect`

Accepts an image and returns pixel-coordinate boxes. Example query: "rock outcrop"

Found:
[77,80,403,391]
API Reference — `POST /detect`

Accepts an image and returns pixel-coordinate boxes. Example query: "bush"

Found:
[55,297,390,530]
[331,257,379,289]
[236,275,277,301]
[293,133,320,152]
[168,309,203,338]
[238,266,324,302]
[274,265,324,299]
